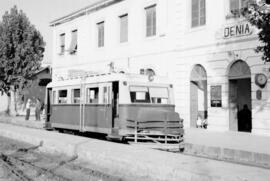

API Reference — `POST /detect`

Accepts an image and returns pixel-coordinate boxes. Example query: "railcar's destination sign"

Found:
[223,22,253,39]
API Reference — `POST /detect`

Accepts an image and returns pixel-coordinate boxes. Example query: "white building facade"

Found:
[174,0,270,136]
[50,0,178,78]
[50,0,270,136]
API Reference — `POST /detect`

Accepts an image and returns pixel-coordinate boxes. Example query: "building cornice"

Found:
[50,0,123,27]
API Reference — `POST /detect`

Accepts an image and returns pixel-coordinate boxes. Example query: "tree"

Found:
[0,6,45,115]
[242,0,270,62]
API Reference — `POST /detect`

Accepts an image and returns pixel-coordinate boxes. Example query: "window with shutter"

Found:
[120,14,128,43]
[69,30,77,54]
[229,0,256,15]
[59,33,65,54]
[97,22,104,47]
[145,5,156,37]
[191,0,206,28]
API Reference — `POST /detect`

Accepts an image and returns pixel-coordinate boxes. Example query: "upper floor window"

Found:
[191,0,206,28]
[230,0,256,15]
[97,21,105,47]
[59,33,65,55]
[69,30,77,54]
[145,5,156,37]
[119,14,128,43]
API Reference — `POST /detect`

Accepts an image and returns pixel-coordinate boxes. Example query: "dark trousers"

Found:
[25,109,30,120]
[35,109,40,121]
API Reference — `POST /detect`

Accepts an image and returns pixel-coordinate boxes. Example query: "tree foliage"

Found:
[0,6,45,94]
[243,1,270,62]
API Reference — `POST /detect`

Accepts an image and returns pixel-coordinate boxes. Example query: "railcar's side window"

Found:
[86,87,99,103]
[149,87,169,104]
[129,86,150,103]
[58,90,67,104]
[72,89,80,104]
[103,86,111,104]
[52,91,56,104]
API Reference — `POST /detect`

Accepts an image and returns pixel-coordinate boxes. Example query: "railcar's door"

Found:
[80,83,86,132]
[45,88,52,128]
[112,81,119,129]
[98,83,113,131]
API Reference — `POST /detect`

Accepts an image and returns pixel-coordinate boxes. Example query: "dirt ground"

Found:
[0,136,123,181]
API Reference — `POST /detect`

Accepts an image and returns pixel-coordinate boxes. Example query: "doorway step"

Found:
[183,128,270,168]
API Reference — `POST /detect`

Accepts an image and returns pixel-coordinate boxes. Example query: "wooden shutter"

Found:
[120,14,128,42]
[230,0,239,11]
[69,30,77,53]
[199,0,206,26]
[97,22,104,47]
[192,0,199,27]
[60,33,65,53]
[145,5,156,37]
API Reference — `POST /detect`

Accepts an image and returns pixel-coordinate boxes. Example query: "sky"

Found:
[0,0,98,65]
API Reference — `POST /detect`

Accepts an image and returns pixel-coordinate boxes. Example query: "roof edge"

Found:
[50,0,122,27]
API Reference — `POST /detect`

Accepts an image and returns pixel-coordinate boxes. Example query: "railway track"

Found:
[0,136,123,181]
[0,142,72,181]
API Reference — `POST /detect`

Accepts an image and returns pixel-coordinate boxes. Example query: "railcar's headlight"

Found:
[148,75,154,82]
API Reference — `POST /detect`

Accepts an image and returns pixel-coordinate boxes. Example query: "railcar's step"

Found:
[129,142,183,152]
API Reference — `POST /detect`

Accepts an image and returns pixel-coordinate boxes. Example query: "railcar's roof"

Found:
[47,73,171,88]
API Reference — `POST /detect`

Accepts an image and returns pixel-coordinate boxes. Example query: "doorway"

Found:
[228,60,252,132]
[112,81,119,129]
[190,64,208,128]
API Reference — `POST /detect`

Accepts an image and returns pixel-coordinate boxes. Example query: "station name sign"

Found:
[223,22,253,39]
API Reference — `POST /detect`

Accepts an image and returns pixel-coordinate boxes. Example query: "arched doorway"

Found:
[190,64,208,128]
[228,60,252,132]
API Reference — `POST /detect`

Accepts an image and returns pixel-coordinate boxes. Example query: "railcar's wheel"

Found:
[106,135,125,142]
[179,142,185,152]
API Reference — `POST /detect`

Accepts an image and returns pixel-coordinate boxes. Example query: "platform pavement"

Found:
[1,116,270,169]
[184,128,270,168]
[0,115,45,129]
[0,123,269,180]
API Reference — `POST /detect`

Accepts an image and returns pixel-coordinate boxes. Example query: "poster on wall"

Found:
[211,85,222,107]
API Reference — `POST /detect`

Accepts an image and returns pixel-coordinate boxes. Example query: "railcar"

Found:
[45,72,184,149]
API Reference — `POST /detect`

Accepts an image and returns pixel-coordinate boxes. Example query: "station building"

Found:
[50,0,270,136]
[173,0,270,136]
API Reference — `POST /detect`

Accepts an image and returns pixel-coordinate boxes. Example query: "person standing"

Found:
[25,99,31,120]
[35,98,41,121]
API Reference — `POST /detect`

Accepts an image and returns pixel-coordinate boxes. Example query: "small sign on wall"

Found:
[210,85,222,107]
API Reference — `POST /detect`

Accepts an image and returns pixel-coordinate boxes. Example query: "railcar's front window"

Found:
[130,86,150,103]
[149,87,169,104]
[129,86,169,104]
